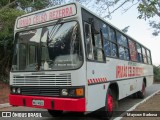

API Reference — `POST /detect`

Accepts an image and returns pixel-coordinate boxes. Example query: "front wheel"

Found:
[48,110,63,117]
[102,88,116,119]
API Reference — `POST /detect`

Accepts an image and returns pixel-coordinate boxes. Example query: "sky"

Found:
[65,0,160,65]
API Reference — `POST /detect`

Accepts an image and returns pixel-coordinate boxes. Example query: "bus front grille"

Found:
[12,73,71,86]
[20,86,60,97]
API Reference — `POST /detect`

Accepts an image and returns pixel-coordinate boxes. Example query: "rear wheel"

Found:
[137,81,146,99]
[48,110,63,117]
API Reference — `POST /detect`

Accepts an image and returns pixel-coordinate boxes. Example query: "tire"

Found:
[48,110,63,117]
[137,81,146,99]
[102,88,117,120]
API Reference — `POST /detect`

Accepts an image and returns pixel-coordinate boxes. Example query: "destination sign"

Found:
[17,4,76,28]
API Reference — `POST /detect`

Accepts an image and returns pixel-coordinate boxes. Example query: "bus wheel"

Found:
[137,81,146,99]
[48,110,63,117]
[104,89,114,119]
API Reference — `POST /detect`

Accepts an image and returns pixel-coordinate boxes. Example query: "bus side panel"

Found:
[86,62,109,111]
[87,84,109,111]
[117,78,143,100]
[146,75,154,87]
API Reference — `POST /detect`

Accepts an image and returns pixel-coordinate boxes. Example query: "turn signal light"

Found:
[76,88,84,96]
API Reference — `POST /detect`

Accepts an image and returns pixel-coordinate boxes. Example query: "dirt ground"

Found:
[121,92,160,120]
[0,82,10,104]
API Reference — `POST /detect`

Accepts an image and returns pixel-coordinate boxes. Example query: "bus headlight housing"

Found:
[60,87,84,97]
[11,87,21,94]
[17,88,21,94]
[12,88,16,93]
[61,89,68,96]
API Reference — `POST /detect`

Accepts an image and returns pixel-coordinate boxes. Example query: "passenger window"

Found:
[101,24,109,40]
[117,32,128,47]
[119,46,125,60]
[93,31,104,62]
[111,43,117,57]
[146,50,152,64]
[142,47,147,63]
[136,43,143,62]
[104,40,111,56]
[129,40,137,61]
[109,28,116,42]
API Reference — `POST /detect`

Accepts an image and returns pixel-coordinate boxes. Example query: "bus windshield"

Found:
[12,21,83,71]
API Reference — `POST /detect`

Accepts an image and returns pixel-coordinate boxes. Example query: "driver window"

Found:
[84,22,94,60]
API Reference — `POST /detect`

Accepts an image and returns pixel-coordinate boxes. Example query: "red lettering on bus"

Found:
[116,65,144,78]
[19,17,31,28]
[69,7,73,15]
[62,9,65,17]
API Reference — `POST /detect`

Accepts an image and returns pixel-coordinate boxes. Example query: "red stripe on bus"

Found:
[9,94,86,112]
[88,77,107,85]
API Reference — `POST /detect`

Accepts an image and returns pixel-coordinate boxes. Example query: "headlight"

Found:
[17,88,21,93]
[12,88,16,93]
[61,89,68,96]
[61,87,84,97]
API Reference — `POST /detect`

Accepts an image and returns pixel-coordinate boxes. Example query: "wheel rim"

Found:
[107,94,113,112]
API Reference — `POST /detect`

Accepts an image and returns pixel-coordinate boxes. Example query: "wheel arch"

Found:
[108,82,119,100]
[143,77,147,87]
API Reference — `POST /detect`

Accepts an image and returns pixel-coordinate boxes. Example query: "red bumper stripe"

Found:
[9,94,85,112]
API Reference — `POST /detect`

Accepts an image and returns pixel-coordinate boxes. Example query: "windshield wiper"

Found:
[47,18,63,45]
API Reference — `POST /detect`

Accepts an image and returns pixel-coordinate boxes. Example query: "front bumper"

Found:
[9,94,86,112]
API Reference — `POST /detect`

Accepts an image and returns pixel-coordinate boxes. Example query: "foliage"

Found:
[17,0,51,12]
[137,0,160,36]
[153,65,160,82]
[0,8,24,81]
[75,0,160,36]
[0,0,51,81]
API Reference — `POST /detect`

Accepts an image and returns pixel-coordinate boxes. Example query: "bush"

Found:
[154,65,160,82]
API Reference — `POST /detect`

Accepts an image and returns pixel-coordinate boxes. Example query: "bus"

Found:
[10,2,153,118]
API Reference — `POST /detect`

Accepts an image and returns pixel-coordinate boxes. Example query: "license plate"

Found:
[32,100,44,106]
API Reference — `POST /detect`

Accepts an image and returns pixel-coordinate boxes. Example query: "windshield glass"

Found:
[12,21,83,71]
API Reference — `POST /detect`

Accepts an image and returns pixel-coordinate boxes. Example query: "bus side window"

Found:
[109,28,118,58]
[101,24,111,56]
[129,40,137,61]
[146,49,152,64]
[93,33,104,61]
[117,32,129,60]
[142,47,147,63]
[84,22,94,60]
[136,43,143,62]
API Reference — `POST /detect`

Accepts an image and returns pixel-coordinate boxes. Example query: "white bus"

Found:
[10,2,153,118]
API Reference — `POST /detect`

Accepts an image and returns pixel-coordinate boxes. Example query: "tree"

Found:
[0,0,53,81]
[78,0,160,36]
[16,0,51,12]
[0,8,24,81]
[137,0,160,36]
[153,65,160,82]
